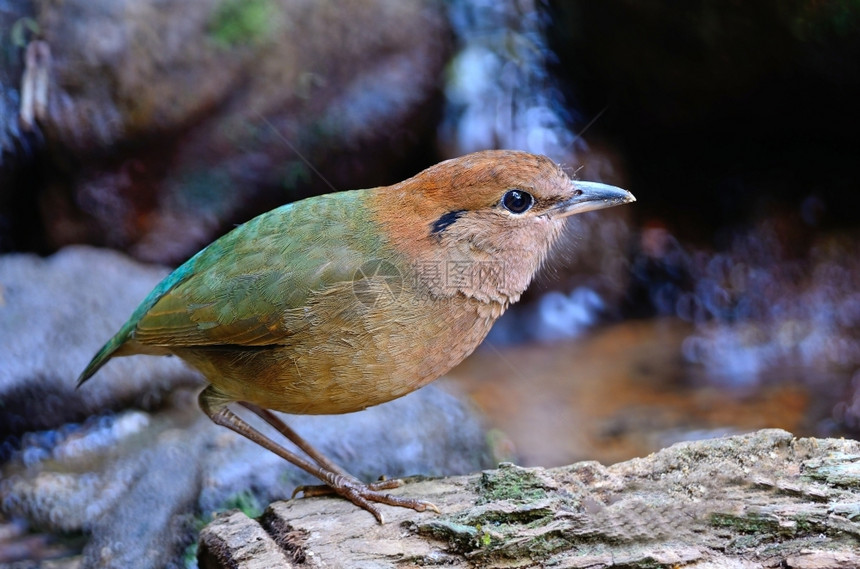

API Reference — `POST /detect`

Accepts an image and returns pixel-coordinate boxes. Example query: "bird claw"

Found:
[292,477,439,523]
[292,484,331,499]
[292,475,402,498]
[368,476,404,491]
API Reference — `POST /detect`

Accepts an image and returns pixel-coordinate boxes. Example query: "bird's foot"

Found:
[293,476,401,498]
[293,476,439,524]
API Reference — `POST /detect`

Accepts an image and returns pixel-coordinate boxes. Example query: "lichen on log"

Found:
[199,429,860,568]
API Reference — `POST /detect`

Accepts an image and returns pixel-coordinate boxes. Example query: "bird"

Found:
[77,149,635,523]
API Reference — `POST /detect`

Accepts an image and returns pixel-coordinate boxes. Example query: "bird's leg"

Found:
[238,402,352,478]
[199,386,439,523]
[237,402,403,498]
[238,401,402,493]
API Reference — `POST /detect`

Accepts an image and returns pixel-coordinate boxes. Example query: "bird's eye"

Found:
[501,189,534,214]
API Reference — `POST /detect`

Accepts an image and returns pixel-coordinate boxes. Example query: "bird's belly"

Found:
[179,295,502,415]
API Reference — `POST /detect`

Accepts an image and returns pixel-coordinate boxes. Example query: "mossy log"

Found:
[198,429,860,568]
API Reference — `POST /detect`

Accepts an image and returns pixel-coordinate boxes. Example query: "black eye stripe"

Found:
[431,209,466,234]
[501,189,534,214]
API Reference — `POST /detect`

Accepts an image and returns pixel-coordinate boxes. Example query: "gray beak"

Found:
[552,181,636,218]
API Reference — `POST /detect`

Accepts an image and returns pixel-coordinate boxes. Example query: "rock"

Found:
[199,429,860,568]
[79,421,206,569]
[0,246,201,439]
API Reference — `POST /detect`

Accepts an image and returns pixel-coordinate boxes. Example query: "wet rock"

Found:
[2,0,451,263]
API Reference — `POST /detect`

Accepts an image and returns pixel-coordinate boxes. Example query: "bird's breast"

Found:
[185,278,504,415]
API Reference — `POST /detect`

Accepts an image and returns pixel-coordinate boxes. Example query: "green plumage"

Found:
[77,189,390,386]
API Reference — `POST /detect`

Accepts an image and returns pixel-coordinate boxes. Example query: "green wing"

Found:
[135,190,384,346]
[78,189,387,384]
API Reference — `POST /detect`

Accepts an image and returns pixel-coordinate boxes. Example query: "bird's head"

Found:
[371,150,635,304]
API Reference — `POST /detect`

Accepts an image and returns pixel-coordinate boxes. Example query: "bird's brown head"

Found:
[370,149,635,304]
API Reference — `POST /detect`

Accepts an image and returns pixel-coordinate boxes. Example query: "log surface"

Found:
[198,430,860,568]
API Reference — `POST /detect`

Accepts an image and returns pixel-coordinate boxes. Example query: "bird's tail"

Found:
[76,323,134,388]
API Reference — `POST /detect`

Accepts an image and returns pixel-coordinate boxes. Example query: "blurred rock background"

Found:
[1,0,451,264]
[2,0,860,566]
